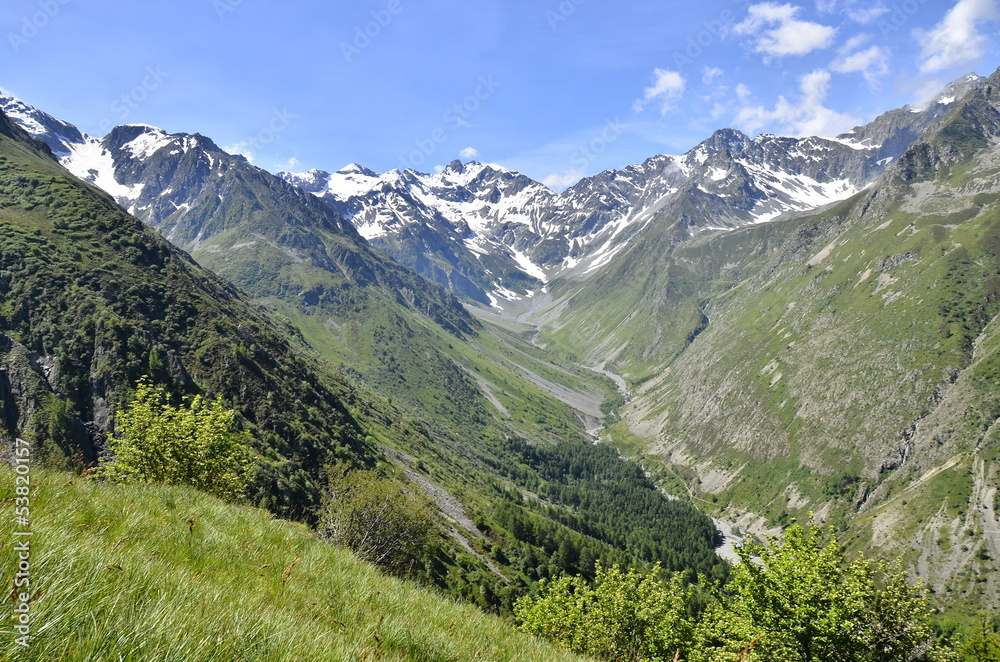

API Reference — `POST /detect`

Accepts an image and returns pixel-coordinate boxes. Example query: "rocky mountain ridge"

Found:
[274,74,980,305]
[531,67,1000,608]
[1,75,981,309]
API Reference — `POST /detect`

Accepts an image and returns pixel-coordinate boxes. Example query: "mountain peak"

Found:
[118,122,165,131]
[905,73,985,112]
[337,163,378,177]
[687,128,751,161]
[279,168,332,194]
[443,159,465,174]
[0,91,86,156]
[936,72,984,104]
[711,127,749,142]
[105,123,173,159]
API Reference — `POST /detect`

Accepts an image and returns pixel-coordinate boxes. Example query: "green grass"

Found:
[0,466,588,662]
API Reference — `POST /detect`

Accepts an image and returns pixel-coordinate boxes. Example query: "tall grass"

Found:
[0,467,587,661]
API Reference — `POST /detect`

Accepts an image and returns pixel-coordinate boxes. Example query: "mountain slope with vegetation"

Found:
[532,69,1000,612]
[0,106,727,616]
[0,109,380,516]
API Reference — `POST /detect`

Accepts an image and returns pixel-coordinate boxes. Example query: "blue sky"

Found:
[1,0,999,189]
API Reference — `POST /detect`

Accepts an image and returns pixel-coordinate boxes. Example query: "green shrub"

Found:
[317,465,436,575]
[99,378,253,501]
[693,520,956,662]
[517,521,961,662]
[515,563,695,661]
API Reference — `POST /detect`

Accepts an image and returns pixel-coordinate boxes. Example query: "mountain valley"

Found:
[2,66,1000,622]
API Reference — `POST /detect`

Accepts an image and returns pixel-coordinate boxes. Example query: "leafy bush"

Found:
[317,466,436,575]
[99,378,253,501]
[515,562,695,661]
[693,521,955,662]
[517,521,960,662]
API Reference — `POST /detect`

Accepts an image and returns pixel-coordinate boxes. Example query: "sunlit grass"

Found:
[0,467,588,661]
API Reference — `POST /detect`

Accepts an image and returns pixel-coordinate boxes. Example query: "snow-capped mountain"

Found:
[277,76,976,306]
[0,92,86,156]
[2,74,982,309]
[0,91,481,336]
[0,94,360,249]
[279,160,558,304]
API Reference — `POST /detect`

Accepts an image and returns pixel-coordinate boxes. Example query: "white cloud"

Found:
[542,169,586,191]
[702,66,724,84]
[847,5,888,23]
[734,3,837,57]
[459,146,479,159]
[736,83,752,102]
[838,34,869,52]
[274,156,300,172]
[831,35,890,83]
[815,0,888,23]
[632,68,686,114]
[223,141,255,163]
[734,68,859,137]
[915,0,1000,73]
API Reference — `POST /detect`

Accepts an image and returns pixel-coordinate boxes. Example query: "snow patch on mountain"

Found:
[122,127,174,159]
[829,135,873,150]
[326,167,382,199]
[756,168,858,209]
[62,137,145,203]
[583,241,630,275]
[511,248,547,283]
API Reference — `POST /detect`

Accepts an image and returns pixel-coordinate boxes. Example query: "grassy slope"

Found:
[0,466,588,662]
[194,217,608,452]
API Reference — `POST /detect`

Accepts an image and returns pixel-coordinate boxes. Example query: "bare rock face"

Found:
[0,332,95,467]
